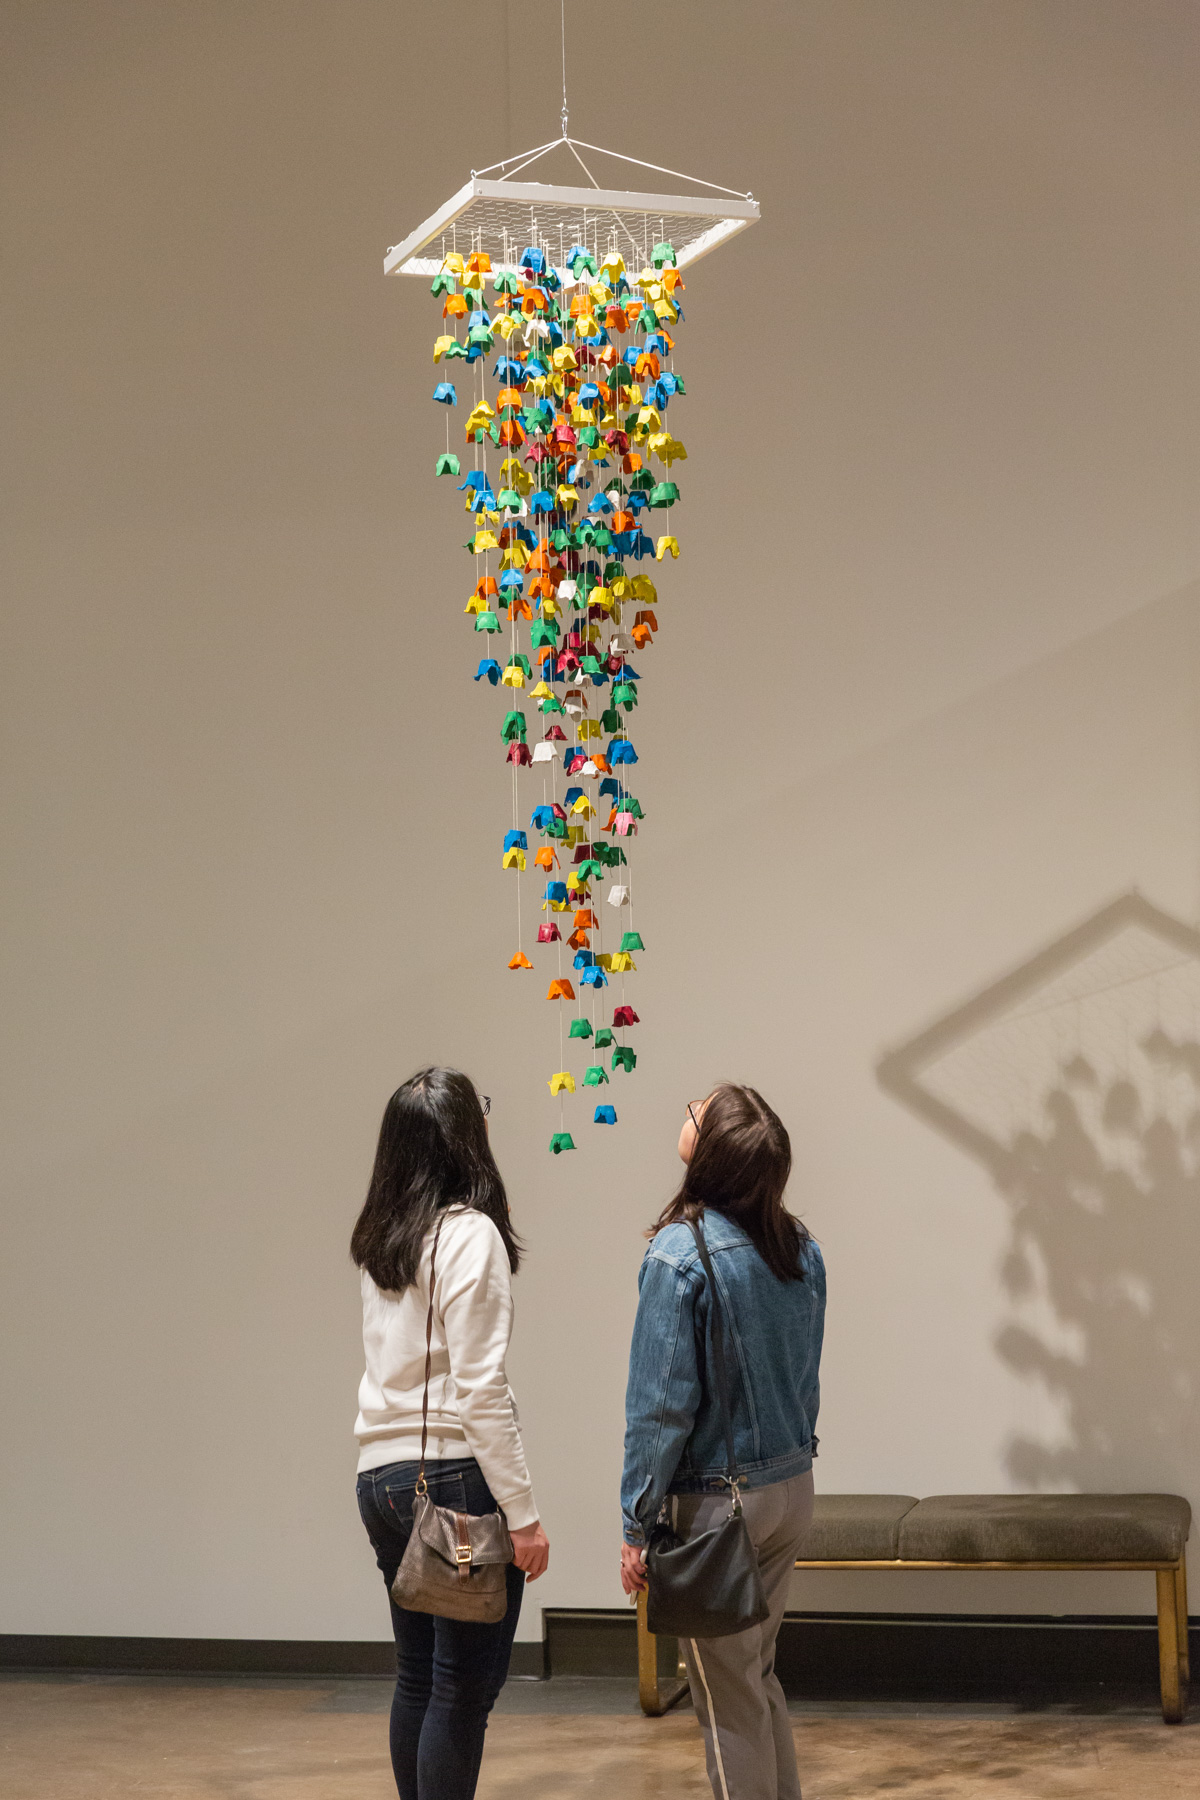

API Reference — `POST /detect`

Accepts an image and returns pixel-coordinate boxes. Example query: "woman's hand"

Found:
[620,1541,648,1595]
[510,1521,550,1581]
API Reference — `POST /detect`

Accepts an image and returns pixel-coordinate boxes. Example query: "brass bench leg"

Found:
[1176,1555,1190,1692]
[637,1590,690,1717]
[1157,1567,1184,1723]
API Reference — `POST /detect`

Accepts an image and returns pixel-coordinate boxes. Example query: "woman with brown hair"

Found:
[619,1085,826,1800]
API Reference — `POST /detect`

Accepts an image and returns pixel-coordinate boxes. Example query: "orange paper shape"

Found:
[574,908,598,929]
[567,928,591,950]
[508,951,533,970]
[547,979,576,1000]
[534,848,558,870]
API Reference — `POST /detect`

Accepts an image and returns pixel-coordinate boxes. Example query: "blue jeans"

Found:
[356,1456,524,1800]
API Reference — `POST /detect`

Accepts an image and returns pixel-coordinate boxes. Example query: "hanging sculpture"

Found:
[386,137,758,1152]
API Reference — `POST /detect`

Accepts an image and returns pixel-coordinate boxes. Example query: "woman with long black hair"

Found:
[620,1084,826,1800]
[352,1068,549,1800]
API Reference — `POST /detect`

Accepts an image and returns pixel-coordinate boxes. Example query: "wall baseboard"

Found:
[0,1635,546,1681]
[545,1609,1199,1694]
[4,1613,1194,1694]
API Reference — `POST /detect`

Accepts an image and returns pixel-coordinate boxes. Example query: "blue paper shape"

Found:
[432,382,457,405]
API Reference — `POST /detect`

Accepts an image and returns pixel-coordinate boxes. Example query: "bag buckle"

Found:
[455,1545,473,1565]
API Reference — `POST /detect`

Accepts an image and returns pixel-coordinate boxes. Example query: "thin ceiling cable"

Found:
[561,0,569,136]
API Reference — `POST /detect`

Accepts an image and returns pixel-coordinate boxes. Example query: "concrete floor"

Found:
[2,1673,1198,1799]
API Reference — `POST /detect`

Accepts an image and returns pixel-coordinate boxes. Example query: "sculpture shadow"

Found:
[878,892,1200,1493]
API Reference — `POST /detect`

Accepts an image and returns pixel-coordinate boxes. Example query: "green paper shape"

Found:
[635,306,658,333]
[612,1046,637,1073]
[501,710,527,743]
[549,1131,576,1155]
[506,654,533,678]
[576,859,604,883]
[474,611,500,633]
[648,482,679,509]
[577,426,601,448]
[531,621,558,649]
[569,1017,593,1040]
[549,528,572,552]
[629,471,655,492]
[541,694,566,715]
[620,931,644,952]
[493,271,519,294]
[617,797,644,818]
[430,273,456,295]
[468,325,494,347]
[651,240,677,268]
[545,816,568,839]
[583,1065,609,1087]
[580,655,603,675]
[497,487,523,512]
[435,452,461,477]
[611,682,637,709]
[444,340,469,360]
[593,1027,615,1049]
[600,708,622,734]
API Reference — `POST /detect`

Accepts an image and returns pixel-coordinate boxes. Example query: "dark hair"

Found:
[351,1068,521,1293]
[651,1083,810,1282]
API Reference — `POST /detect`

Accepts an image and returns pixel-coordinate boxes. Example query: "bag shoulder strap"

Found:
[687,1214,743,1499]
[415,1214,446,1498]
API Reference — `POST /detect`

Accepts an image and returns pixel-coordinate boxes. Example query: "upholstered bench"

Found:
[637,1492,1192,1721]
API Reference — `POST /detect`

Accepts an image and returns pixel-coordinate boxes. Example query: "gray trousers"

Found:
[674,1470,815,1800]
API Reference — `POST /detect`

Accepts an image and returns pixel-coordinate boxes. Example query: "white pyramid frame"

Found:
[384,136,759,279]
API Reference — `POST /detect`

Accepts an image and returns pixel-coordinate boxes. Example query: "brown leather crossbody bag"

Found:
[390,1215,514,1623]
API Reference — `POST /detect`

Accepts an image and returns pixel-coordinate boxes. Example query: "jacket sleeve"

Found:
[439,1215,539,1530]
[620,1250,702,1545]
[801,1240,826,1447]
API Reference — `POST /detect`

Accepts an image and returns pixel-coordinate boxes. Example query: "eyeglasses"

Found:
[686,1101,701,1132]
[480,1095,492,1117]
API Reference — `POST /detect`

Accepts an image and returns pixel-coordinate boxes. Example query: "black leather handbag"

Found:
[644,1216,770,1639]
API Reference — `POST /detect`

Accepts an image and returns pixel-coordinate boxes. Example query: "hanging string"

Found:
[561,0,569,138]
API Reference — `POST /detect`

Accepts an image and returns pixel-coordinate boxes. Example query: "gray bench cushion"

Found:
[799,1495,919,1561]
[897,1494,1192,1564]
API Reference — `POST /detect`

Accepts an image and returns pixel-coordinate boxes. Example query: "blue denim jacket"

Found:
[621,1210,825,1544]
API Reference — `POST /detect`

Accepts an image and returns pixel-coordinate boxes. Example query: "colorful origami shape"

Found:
[549,1131,576,1154]
[613,1005,640,1027]
[432,382,457,405]
[537,923,561,943]
[612,1046,637,1073]
[548,1070,575,1094]
[546,979,575,1000]
[569,1017,593,1039]
[583,1065,609,1087]
[508,951,533,970]
[594,1105,617,1124]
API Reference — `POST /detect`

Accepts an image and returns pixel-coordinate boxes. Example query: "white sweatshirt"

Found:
[354,1206,539,1530]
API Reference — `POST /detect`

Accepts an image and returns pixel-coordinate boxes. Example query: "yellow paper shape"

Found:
[473,530,500,553]
[493,315,521,341]
[556,485,579,509]
[631,575,657,602]
[501,666,525,689]
[548,1071,576,1095]
[464,595,487,614]
[433,334,456,362]
[655,535,680,561]
[502,848,526,870]
[499,545,530,570]
[609,952,636,972]
[578,719,602,740]
[442,252,465,276]
[600,252,625,277]
[551,346,578,372]
[529,680,553,700]
[636,406,663,432]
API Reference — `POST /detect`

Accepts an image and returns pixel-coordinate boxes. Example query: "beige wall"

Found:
[3,1,1199,1641]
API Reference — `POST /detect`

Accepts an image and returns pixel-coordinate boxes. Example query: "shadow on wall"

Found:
[878,892,1200,1493]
